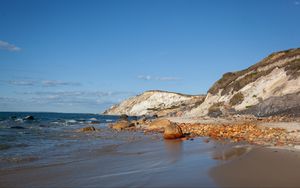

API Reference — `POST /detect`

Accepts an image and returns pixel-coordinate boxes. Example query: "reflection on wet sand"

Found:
[212,144,252,161]
[210,147,300,187]
[164,140,183,163]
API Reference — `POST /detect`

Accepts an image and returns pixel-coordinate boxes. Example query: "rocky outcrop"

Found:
[187,48,300,117]
[103,90,205,116]
[242,92,300,117]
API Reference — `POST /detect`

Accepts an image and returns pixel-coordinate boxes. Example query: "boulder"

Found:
[10,126,25,129]
[163,124,183,139]
[24,116,34,120]
[79,126,96,132]
[111,120,134,131]
[148,119,172,130]
[119,114,129,121]
[10,116,17,120]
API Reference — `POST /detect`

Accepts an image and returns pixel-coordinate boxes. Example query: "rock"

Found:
[10,126,25,129]
[111,120,134,131]
[24,116,34,120]
[148,119,172,130]
[119,114,129,121]
[131,120,139,126]
[79,126,96,132]
[163,124,183,139]
[10,116,17,120]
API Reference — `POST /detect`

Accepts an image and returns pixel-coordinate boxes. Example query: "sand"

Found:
[0,135,219,188]
[211,147,300,187]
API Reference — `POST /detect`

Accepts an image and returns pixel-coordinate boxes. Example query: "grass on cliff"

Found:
[229,92,244,106]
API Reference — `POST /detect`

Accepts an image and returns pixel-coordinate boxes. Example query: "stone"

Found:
[112,120,134,131]
[24,116,34,120]
[10,116,17,120]
[79,126,96,132]
[148,119,172,130]
[119,114,129,121]
[163,124,183,139]
[10,126,25,129]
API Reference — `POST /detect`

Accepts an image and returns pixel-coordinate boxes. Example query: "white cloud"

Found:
[15,90,135,111]
[0,40,21,52]
[2,79,81,87]
[137,75,182,81]
[41,80,81,87]
[8,80,36,86]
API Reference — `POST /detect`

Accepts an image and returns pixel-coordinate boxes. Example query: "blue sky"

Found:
[0,0,300,113]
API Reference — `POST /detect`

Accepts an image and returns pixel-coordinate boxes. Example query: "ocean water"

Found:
[0,112,124,169]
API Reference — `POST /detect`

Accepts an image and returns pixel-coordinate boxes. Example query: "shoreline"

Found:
[2,114,300,187]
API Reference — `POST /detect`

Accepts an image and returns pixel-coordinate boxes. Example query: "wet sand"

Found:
[211,147,300,187]
[0,135,220,188]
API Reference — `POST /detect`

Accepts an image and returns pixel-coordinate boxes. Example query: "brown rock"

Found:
[163,124,183,139]
[148,119,172,130]
[112,120,134,131]
[79,126,96,132]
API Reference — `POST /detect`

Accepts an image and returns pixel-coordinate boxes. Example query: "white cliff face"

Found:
[103,90,205,116]
[187,48,300,117]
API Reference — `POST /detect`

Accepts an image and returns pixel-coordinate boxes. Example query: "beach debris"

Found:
[24,115,34,120]
[164,124,184,139]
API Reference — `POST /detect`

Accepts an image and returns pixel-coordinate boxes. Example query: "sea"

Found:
[0,112,123,169]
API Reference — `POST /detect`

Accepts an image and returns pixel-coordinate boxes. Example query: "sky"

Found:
[0,0,300,113]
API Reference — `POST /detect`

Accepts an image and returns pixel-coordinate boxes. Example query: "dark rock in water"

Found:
[24,116,34,120]
[10,126,26,129]
[163,124,183,139]
[0,144,11,150]
[39,124,48,128]
[10,116,17,120]
[119,114,128,121]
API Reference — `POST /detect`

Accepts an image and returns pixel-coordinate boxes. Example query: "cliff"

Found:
[187,48,300,117]
[103,90,205,116]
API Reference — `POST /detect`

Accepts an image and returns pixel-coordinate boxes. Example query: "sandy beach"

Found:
[211,147,300,187]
